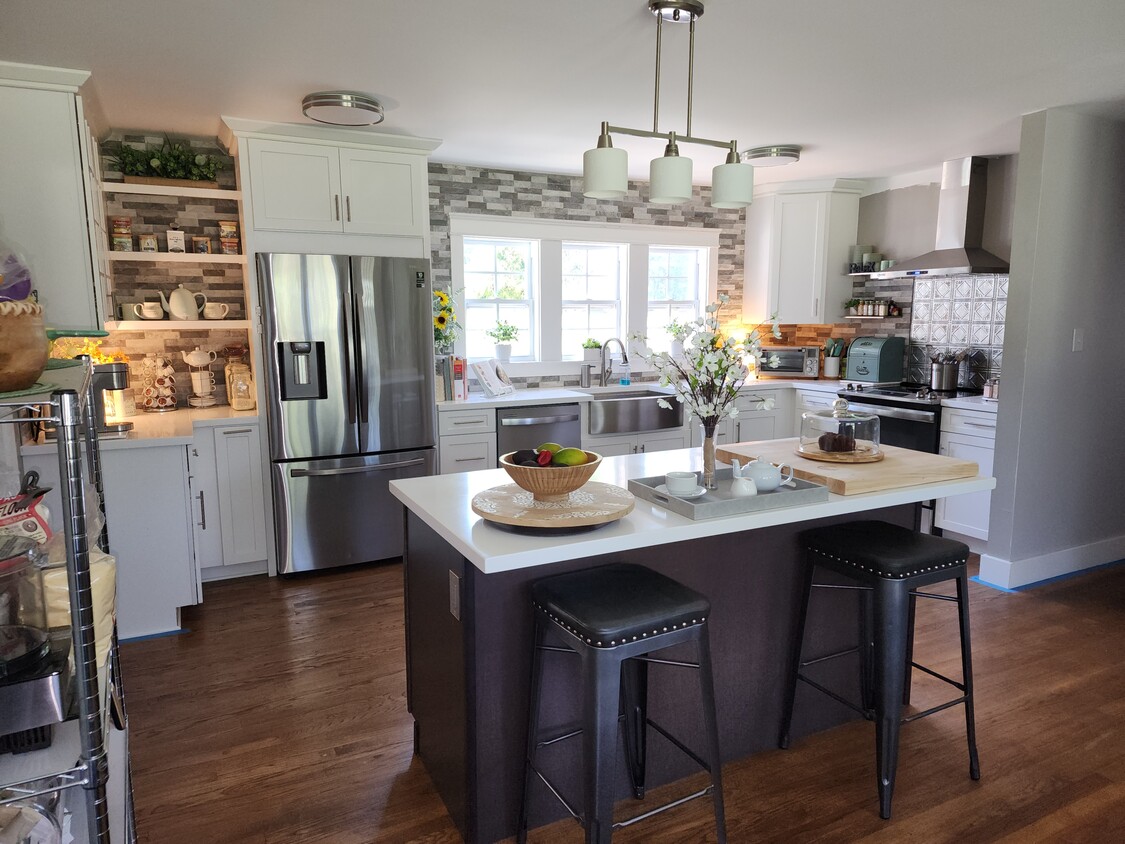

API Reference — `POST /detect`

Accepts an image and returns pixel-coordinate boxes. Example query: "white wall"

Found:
[982,108,1125,588]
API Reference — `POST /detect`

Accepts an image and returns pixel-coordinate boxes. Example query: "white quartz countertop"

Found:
[21,406,259,454]
[390,448,995,575]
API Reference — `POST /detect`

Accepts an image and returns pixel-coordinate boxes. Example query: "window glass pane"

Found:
[464,237,537,361]
[560,242,626,360]
[646,247,706,353]
[561,275,586,299]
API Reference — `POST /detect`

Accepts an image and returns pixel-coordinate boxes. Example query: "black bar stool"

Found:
[518,563,726,844]
[778,520,980,819]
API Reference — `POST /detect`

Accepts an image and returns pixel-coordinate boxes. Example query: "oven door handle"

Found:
[843,401,937,423]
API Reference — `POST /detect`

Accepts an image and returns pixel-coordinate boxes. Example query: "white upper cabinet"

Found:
[0,64,102,329]
[743,179,863,325]
[245,136,428,238]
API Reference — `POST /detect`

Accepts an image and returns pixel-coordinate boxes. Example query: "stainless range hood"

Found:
[871,157,1009,279]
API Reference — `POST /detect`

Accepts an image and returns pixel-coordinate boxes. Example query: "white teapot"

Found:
[160,284,207,321]
[181,346,217,367]
[744,459,794,492]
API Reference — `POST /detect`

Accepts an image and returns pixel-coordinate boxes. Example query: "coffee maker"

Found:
[92,362,134,434]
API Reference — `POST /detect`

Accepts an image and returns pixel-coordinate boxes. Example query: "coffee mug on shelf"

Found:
[134,302,163,320]
[202,302,229,320]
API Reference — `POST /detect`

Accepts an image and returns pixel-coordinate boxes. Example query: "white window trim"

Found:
[449,214,720,377]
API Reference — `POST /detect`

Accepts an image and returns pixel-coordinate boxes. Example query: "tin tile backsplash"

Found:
[908,273,1007,387]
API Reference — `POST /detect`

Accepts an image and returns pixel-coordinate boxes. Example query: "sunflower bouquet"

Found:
[433,289,460,350]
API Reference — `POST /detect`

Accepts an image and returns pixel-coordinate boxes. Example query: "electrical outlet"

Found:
[1072,328,1084,352]
[448,570,461,620]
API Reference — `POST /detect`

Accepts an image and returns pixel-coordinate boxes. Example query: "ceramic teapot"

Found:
[181,346,217,367]
[743,459,795,492]
[160,285,207,321]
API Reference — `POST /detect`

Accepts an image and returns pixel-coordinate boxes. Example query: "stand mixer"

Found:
[182,346,218,407]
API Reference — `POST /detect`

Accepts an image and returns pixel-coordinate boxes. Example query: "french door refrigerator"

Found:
[258,253,436,574]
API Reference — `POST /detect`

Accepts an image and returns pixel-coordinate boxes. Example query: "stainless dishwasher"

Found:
[495,403,582,461]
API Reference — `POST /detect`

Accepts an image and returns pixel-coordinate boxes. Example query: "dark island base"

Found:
[404,506,915,844]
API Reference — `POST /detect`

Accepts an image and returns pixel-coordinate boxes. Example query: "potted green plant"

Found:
[581,337,602,362]
[844,298,861,317]
[486,320,519,363]
[665,319,692,359]
[111,136,226,187]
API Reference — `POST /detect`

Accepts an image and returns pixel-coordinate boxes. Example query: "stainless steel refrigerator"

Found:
[258,253,436,574]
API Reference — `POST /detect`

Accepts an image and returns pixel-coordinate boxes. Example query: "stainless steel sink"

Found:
[585,389,684,435]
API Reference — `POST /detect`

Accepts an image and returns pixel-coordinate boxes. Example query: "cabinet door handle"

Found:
[334,194,341,221]
[222,428,253,435]
[197,491,207,530]
[963,421,996,429]
[453,418,487,426]
[454,457,483,463]
[639,444,646,452]
[346,195,352,222]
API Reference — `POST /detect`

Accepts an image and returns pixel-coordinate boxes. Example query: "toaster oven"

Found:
[757,345,820,379]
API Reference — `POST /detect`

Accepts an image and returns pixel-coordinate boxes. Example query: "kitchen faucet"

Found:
[599,338,629,387]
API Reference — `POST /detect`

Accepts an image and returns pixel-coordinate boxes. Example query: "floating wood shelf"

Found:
[106,252,245,264]
[100,181,241,201]
[104,320,251,332]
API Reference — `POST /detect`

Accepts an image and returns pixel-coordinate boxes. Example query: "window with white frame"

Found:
[462,237,536,360]
[647,247,707,353]
[450,214,718,367]
[561,242,628,360]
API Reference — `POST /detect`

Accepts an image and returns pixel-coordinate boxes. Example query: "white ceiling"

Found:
[5,0,1125,188]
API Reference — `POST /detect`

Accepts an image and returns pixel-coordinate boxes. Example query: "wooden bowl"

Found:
[498,451,602,502]
[0,301,48,393]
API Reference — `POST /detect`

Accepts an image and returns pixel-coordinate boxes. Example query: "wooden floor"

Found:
[120,558,1125,843]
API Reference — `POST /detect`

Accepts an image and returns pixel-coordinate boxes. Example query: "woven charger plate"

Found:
[471,481,634,529]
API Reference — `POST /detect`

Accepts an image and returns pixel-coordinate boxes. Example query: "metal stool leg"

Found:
[873,578,911,820]
[621,657,649,800]
[697,627,728,843]
[903,592,918,705]
[518,615,548,844]
[858,587,875,714]
[583,648,623,844]
[956,573,981,781]
[779,554,815,749]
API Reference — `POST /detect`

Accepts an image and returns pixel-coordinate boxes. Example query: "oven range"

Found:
[835,382,983,455]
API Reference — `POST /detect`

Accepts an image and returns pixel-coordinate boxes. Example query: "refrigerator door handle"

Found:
[290,458,426,478]
[353,290,369,424]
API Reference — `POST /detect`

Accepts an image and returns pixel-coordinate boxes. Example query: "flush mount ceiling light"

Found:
[301,91,385,126]
[741,145,802,167]
[583,0,795,209]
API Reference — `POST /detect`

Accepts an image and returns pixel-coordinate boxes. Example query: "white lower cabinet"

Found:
[792,389,839,436]
[190,422,270,573]
[935,408,997,540]
[583,427,689,456]
[439,408,498,473]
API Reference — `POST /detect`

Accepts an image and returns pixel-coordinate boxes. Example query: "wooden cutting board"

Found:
[716,438,978,496]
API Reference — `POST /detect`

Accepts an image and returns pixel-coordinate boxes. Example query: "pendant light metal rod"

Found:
[602,123,735,151]
[686,13,695,138]
[653,11,663,133]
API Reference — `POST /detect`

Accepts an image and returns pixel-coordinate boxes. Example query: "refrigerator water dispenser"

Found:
[279,341,327,400]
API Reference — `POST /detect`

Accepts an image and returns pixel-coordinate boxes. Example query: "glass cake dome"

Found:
[798,398,881,461]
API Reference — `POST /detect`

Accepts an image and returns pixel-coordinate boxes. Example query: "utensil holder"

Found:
[930,362,959,391]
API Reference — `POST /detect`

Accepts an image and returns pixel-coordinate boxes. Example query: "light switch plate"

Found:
[1073,328,1084,352]
[448,570,461,620]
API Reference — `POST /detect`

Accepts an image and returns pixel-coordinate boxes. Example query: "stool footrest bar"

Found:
[531,766,581,823]
[902,695,968,723]
[797,673,869,718]
[613,786,713,829]
[630,655,701,669]
[801,646,860,667]
[647,717,710,772]
[910,661,966,691]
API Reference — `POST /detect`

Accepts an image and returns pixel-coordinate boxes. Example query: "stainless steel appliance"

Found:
[758,345,820,379]
[496,404,581,458]
[844,336,905,384]
[258,254,436,574]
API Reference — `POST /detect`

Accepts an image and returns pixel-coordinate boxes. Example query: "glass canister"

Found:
[0,536,50,679]
[229,366,256,411]
[798,398,881,460]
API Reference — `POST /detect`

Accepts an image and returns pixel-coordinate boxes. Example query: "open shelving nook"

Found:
[107,251,245,265]
[104,319,252,331]
[100,181,241,202]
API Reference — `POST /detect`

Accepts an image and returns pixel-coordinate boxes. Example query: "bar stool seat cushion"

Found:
[531,563,710,648]
[801,520,969,579]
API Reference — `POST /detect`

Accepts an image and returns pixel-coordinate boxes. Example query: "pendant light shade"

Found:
[711,151,754,209]
[583,146,629,199]
[650,150,693,204]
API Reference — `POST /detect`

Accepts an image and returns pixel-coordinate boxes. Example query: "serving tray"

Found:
[471,481,634,529]
[628,468,829,520]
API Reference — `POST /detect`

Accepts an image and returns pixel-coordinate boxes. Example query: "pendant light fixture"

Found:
[302,91,385,126]
[582,1,795,209]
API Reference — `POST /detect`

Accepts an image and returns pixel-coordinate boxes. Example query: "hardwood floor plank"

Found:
[120,558,1125,842]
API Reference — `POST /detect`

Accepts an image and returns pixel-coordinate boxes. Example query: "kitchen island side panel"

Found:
[404,511,473,839]
[442,505,915,844]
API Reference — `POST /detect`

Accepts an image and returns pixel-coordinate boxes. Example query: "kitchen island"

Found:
[390,447,994,843]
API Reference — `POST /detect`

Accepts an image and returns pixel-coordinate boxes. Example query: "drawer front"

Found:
[440,434,497,474]
[438,408,496,436]
[942,408,998,439]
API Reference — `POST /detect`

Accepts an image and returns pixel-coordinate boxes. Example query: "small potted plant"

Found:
[844,298,861,317]
[581,338,602,362]
[486,320,519,363]
[665,319,692,359]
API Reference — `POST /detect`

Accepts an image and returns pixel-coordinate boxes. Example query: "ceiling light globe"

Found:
[583,147,628,199]
[301,92,384,126]
[649,154,693,204]
[711,162,754,209]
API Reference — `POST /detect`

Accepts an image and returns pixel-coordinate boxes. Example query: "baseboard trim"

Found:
[201,560,269,582]
[979,534,1125,589]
